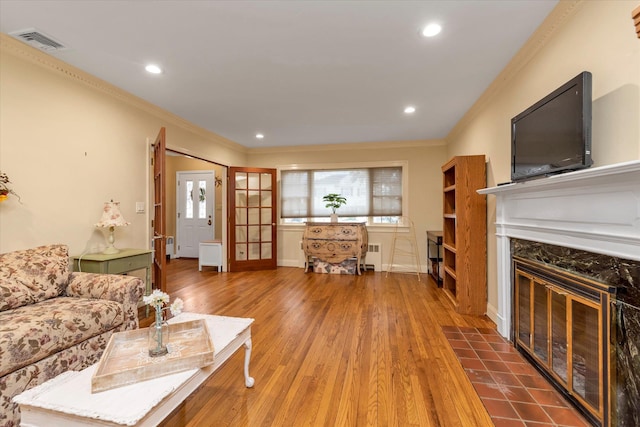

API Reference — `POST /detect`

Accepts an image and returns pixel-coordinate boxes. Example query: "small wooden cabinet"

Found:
[302,222,368,275]
[441,155,487,315]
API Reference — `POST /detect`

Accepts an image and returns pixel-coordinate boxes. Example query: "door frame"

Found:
[152,128,166,293]
[162,148,229,272]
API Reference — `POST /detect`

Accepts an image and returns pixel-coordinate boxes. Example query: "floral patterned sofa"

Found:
[0,244,145,427]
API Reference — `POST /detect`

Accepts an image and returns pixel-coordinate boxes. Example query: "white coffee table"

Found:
[14,313,254,427]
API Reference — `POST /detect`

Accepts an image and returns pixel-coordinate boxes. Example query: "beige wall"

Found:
[0,35,246,254]
[446,1,640,322]
[248,141,448,269]
[2,1,637,299]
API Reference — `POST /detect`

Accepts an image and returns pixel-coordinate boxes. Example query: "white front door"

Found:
[177,171,215,258]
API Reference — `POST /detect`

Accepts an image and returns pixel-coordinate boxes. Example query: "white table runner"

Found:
[14,313,254,426]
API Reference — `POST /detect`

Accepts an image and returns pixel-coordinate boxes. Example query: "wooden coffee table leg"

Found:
[244,338,255,387]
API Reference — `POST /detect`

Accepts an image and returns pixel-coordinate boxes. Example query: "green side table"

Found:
[72,249,152,299]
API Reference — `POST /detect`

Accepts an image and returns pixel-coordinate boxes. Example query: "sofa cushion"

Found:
[0,244,71,311]
[0,296,123,377]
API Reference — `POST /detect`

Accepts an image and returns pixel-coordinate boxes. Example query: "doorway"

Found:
[165,151,225,263]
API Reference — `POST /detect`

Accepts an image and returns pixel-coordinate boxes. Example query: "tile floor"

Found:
[442,325,591,427]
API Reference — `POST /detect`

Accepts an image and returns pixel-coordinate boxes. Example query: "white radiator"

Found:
[365,243,382,271]
[166,236,174,259]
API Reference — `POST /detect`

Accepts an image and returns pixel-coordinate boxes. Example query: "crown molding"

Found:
[0,33,248,154]
[247,139,446,154]
[446,0,584,142]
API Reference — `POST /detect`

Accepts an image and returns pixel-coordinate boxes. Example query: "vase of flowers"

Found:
[143,289,184,357]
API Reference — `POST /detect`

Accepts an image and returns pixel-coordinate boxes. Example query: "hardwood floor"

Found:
[147,259,495,426]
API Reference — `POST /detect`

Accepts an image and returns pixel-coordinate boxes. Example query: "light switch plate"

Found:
[136,202,145,213]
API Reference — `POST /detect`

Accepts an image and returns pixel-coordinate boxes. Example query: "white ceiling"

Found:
[0,1,558,149]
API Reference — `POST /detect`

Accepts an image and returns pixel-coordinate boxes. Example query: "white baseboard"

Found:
[486,302,509,339]
[278,258,304,268]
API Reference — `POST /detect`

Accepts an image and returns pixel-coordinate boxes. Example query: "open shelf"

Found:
[440,155,487,315]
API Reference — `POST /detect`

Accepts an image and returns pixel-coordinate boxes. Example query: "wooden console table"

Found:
[72,249,152,297]
[302,222,368,275]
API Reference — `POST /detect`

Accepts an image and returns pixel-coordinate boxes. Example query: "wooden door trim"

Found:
[153,127,167,292]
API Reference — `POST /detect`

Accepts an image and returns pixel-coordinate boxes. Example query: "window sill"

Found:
[279,223,408,233]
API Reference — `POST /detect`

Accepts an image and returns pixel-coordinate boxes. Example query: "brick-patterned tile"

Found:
[542,405,591,427]
[511,401,552,423]
[483,398,520,419]
[459,357,485,370]
[448,339,472,349]
[443,326,591,427]
[528,388,568,407]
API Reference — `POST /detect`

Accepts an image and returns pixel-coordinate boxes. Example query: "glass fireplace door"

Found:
[514,262,606,425]
[571,298,602,414]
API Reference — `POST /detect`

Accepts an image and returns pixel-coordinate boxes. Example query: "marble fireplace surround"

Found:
[479,160,640,338]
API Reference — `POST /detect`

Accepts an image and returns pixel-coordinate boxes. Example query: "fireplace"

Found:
[510,239,640,426]
[479,161,640,427]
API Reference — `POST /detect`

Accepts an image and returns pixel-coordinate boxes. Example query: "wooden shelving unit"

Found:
[441,155,487,315]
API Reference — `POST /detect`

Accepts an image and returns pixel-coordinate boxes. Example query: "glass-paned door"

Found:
[152,128,166,293]
[551,289,568,383]
[516,272,532,348]
[228,167,277,271]
[533,280,549,363]
[571,298,602,412]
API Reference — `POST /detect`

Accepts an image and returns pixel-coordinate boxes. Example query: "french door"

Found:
[228,167,277,271]
[152,128,166,292]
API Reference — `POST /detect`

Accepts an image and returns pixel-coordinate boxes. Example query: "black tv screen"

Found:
[511,71,592,182]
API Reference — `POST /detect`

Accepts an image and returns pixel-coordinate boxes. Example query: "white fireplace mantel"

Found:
[479,160,640,337]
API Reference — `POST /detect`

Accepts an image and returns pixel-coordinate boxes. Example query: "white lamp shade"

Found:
[95,201,130,228]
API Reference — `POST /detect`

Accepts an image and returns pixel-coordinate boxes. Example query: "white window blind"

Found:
[281,166,402,219]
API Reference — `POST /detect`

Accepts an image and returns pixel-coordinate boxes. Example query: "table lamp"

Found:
[96,201,130,254]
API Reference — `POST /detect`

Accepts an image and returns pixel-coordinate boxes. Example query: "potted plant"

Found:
[322,193,347,222]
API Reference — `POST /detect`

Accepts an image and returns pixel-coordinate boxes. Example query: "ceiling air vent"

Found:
[9,28,68,52]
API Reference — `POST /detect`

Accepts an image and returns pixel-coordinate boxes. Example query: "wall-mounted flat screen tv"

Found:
[511,71,592,182]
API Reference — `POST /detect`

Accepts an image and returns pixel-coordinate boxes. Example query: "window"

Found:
[280,165,403,224]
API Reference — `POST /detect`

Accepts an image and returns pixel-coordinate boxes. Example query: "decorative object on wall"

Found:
[0,171,21,203]
[633,5,640,38]
[95,200,130,254]
[215,176,222,187]
[322,193,346,222]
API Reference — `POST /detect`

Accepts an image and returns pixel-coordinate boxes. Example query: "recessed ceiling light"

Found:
[404,106,416,114]
[256,133,264,139]
[145,64,162,74]
[421,23,442,37]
